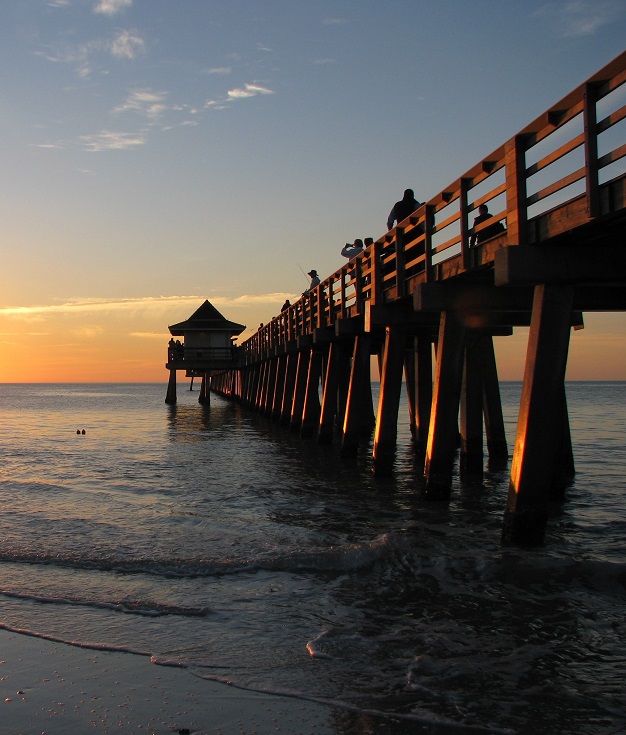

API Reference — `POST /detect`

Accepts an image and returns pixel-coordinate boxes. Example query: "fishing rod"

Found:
[297,263,310,284]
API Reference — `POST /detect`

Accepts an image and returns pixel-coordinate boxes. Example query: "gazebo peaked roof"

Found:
[168,300,245,336]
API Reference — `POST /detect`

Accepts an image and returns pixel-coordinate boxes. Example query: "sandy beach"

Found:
[0,630,340,735]
[0,630,498,735]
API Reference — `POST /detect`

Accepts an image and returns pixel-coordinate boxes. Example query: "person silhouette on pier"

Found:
[341,239,364,260]
[469,204,505,246]
[387,188,421,230]
[303,270,320,295]
[281,299,291,311]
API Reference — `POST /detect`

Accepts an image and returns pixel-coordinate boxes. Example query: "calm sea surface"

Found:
[0,382,624,734]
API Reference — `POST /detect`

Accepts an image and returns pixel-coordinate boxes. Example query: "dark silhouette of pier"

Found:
[201,51,626,545]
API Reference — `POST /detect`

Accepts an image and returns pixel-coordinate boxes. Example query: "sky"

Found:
[0,0,625,382]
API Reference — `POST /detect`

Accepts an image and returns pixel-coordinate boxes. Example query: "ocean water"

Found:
[0,381,624,735]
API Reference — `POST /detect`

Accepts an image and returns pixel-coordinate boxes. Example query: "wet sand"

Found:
[0,630,508,734]
[0,630,338,735]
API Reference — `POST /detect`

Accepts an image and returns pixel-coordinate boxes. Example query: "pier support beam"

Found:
[460,333,484,475]
[481,335,508,468]
[503,284,574,545]
[290,350,310,432]
[271,354,287,420]
[413,335,433,451]
[199,373,210,405]
[424,311,467,499]
[262,359,277,415]
[340,335,375,457]
[372,327,406,475]
[301,348,324,438]
[280,353,298,425]
[319,341,348,444]
[165,369,177,405]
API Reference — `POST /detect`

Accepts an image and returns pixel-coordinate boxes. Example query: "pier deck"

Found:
[208,51,626,545]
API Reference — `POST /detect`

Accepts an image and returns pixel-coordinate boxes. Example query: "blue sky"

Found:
[0,0,624,381]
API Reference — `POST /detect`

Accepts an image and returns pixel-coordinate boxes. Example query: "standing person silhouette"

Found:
[387,188,421,230]
[303,270,320,295]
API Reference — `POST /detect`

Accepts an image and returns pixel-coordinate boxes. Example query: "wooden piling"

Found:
[372,327,406,475]
[199,373,210,405]
[280,352,298,425]
[460,333,484,475]
[340,334,374,457]
[424,311,467,498]
[301,348,324,438]
[480,334,508,467]
[165,369,177,405]
[414,334,433,451]
[290,350,310,432]
[271,354,288,420]
[502,284,574,545]
[318,341,343,444]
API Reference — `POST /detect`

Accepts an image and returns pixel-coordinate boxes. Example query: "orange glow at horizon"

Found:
[0,308,624,383]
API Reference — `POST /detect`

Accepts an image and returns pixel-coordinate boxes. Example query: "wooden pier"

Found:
[206,52,626,545]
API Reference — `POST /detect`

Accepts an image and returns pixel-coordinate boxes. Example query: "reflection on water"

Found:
[0,382,623,734]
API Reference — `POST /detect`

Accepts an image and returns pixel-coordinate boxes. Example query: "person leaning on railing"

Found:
[386,188,421,230]
[469,204,505,246]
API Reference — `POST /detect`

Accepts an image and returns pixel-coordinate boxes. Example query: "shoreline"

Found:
[0,629,338,735]
[0,629,508,735]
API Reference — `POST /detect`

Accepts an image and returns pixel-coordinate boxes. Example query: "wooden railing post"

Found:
[395,227,406,298]
[460,178,471,270]
[370,241,383,304]
[504,134,529,246]
[584,82,600,219]
[424,204,435,281]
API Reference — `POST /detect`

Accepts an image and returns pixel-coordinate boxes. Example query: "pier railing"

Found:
[208,51,626,546]
[238,50,626,362]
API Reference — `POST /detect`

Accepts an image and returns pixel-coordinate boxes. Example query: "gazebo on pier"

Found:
[165,300,245,405]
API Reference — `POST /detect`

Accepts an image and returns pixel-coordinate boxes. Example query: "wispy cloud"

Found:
[322,18,346,26]
[130,331,169,339]
[227,83,274,100]
[114,89,168,118]
[110,29,145,59]
[203,66,232,75]
[0,331,51,337]
[79,130,146,151]
[72,326,104,338]
[93,0,132,15]
[36,28,145,78]
[0,294,292,319]
[533,1,623,37]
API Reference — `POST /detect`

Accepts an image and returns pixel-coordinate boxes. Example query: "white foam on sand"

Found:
[0,630,337,735]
